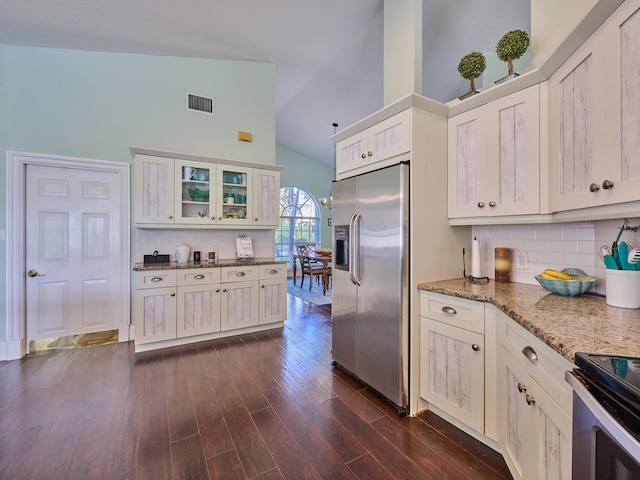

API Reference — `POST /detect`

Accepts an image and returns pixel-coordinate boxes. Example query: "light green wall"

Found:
[276,143,334,249]
[0,45,276,342]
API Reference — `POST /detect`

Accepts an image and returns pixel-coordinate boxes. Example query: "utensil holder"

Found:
[605,269,640,308]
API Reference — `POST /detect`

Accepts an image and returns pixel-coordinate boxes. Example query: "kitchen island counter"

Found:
[417,278,640,362]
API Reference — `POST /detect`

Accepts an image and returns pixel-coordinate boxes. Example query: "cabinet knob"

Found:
[517,382,527,393]
[477,201,485,208]
[441,306,457,315]
[526,394,536,406]
[255,218,259,222]
[522,345,538,363]
[261,284,265,288]
[367,151,373,157]
[222,288,227,292]
[602,179,614,190]
[170,292,176,297]
[361,153,367,159]
[168,215,173,219]
[488,201,496,207]
[216,289,220,293]
[219,217,222,220]
[471,344,480,351]
[589,183,600,192]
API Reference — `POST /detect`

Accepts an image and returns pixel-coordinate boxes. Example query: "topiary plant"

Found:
[496,29,530,75]
[458,51,486,94]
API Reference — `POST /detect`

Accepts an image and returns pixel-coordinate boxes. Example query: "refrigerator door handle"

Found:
[349,212,362,286]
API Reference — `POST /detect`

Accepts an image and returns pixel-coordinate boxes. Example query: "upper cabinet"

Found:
[448,85,540,219]
[133,149,281,228]
[548,0,640,212]
[335,109,411,179]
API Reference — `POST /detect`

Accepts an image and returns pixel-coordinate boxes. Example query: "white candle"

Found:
[471,237,481,278]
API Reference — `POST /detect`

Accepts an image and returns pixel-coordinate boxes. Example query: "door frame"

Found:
[4,150,131,360]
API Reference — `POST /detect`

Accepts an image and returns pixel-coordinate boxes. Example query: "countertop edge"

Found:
[134,258,286,271]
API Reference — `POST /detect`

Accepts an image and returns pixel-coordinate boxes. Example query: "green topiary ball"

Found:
[458,52,487,80]
[496,30,530,63]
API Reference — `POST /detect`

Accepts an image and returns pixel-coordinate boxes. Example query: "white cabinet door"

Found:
[135,155,175,224]
[134,287,177,344]
[216,165,252,225]
[174,159,217,225]
[549,2,640,212]
[449,85,540,219]
[177,283,221,337]
[420,318,485,433]
[220,281,259,331]
[252,168,280,226]
[259,277,287,325]
[336,109,411,177]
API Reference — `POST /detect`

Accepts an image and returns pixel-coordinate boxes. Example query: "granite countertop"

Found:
[417,278,640,363]
[133,257,286,271]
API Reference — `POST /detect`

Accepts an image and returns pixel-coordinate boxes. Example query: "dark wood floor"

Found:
[0,295,513,480]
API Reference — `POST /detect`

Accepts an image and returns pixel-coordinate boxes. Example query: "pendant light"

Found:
[319,122,338,211]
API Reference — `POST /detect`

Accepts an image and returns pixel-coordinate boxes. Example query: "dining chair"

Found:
[295,244,324,291]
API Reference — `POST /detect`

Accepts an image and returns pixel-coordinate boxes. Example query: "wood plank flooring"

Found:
[0,295,513,480]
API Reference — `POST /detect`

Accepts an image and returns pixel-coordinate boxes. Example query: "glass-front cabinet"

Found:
[216,165,252,226]
[175,160,216,225]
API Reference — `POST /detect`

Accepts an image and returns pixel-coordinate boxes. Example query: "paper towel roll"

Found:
[471,237,481,278]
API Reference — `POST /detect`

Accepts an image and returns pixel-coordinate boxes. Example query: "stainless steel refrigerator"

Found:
[332,162,409,414]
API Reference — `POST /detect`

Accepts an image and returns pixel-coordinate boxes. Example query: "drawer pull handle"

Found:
[236,271,246,277]
[441,306,457,315]
[471,344,480,351]
[151,276,163,282]
[269,269,278,274]
[194,274,205,280]
[522,346,538,363]
[526,394,536,406]
[517,382,526,393]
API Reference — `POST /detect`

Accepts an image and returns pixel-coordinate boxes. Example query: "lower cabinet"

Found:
[496,311,573,480]
[134,263,286,350]
[419,292,487,434]
[419,291,574,480]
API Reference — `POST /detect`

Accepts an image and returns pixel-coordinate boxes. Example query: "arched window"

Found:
[276,187,321,266]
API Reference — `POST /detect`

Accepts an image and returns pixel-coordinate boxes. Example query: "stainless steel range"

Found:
[566,352,640,479]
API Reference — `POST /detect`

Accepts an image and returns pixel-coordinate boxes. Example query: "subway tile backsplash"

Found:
[472,217,640,296]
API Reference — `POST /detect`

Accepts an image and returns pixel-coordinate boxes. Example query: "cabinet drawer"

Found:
[135,270,177,289]
[220,265,259,283]
[176,268,221,286]
[419,291,484,334]
[498,314,574,414]
[258,264,287,279]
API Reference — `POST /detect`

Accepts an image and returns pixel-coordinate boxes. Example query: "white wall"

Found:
[472,218,640,296]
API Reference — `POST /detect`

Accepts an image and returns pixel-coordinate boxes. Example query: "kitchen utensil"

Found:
[599,245,619,269]
[628,247,640,266]
[618,242,631,270]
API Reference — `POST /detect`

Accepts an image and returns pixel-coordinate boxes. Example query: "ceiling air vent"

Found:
[187,93,214,115]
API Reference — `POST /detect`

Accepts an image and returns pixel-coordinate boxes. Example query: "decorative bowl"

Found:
[534,268,597,296]
[188,186,209,202]
[315,249,332,255]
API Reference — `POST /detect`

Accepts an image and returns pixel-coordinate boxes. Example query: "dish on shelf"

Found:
[187,186,209,202]
[534,268,597,296]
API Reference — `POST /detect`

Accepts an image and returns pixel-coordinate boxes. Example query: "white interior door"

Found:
[25,164,123,344]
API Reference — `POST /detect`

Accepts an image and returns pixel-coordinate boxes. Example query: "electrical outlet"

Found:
[516,250,529,270]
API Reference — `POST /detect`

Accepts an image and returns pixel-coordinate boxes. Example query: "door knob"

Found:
[27,269,46,277]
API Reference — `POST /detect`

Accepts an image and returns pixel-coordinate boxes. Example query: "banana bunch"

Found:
[539,269,574,280]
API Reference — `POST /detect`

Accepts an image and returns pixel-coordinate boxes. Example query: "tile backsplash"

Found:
[472,217,640,296]
[135,229,275,263]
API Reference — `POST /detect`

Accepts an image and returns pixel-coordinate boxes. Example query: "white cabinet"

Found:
[176,268,221,338]
[448,85,540,219]
[419,292,486,434]
[497,312,573,480]
[252,168,281,227]
[134,263,285,350]
[258,263,287,325]
[134,270,178,344]
[335,109,411,178]
[219,265,260,331]
[133,151,281,228]
[548,0,640,212]
[135,155,175,224]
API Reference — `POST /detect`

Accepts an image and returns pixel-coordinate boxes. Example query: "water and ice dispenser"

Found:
[334,225,349,271]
